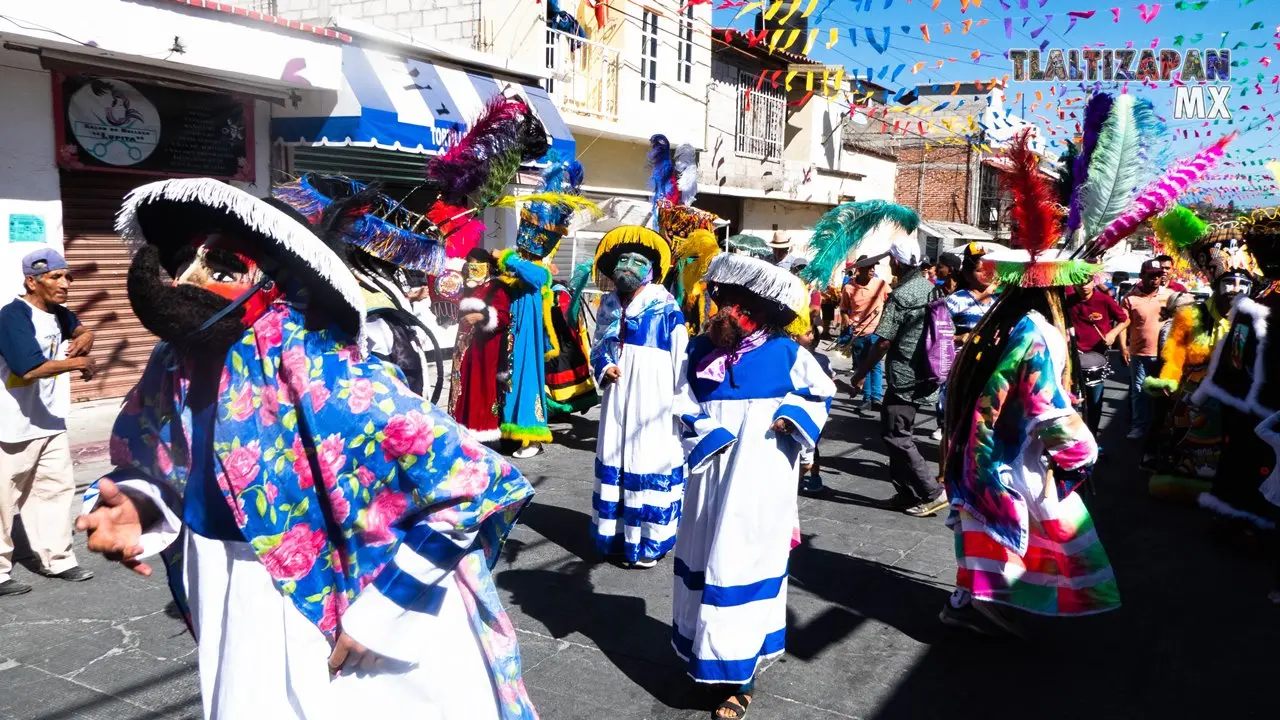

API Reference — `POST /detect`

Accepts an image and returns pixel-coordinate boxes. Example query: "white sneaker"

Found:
[930,429,943,441]
[629,558,658,569]
[512,444,544,459]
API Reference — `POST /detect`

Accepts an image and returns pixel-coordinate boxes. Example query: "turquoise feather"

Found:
[800,200,919,289]
[566,258,596,322]
[1131,97,1170,175]
[1079,93,1143,241]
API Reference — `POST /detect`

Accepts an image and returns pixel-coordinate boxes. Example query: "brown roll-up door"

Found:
[60,171,159,402]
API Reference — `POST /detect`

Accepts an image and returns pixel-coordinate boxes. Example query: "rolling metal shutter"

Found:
[60,171,159,402]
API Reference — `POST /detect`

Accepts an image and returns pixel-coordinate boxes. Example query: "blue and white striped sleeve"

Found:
[773,347,837,451]
[341,520,478,663]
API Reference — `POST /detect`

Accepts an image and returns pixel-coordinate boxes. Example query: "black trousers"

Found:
[881,396,943,503]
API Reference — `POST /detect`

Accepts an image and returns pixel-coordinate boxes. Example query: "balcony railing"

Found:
[545,27,620,122]
[243,1,278,13]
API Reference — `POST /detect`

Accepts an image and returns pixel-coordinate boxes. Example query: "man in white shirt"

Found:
[0,248,97,596]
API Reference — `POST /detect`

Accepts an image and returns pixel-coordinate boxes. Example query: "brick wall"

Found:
[267,0,481,44]
[894,143,975,223]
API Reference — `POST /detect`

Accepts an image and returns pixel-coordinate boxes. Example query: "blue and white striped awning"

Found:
[272,45,574,157]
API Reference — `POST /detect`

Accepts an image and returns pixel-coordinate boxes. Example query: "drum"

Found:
[1079,350,1113,386]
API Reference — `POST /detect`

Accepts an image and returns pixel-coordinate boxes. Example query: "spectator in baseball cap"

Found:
[0,248,98,596]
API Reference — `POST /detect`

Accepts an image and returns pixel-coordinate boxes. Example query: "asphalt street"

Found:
[1,356,1277,720]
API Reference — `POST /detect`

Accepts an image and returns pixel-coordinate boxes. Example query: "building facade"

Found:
[0,0,344,400]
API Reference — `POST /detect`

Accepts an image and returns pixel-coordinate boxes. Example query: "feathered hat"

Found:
[272,174,447,275]
[507,156,598,259]
[985,96,1233,287]
[703,253,811,335]
[595,225,672,282]
[647,134,699,227]
[1153,205,1256,283]
[117,177,365,343]
[798,200,920,288]
[1237,206,1280,280]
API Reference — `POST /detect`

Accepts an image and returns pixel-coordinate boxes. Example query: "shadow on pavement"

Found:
[860,379,1280,720]
[500,501,709,711]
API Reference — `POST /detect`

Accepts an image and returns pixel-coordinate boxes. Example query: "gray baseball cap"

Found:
[22,248,69,277]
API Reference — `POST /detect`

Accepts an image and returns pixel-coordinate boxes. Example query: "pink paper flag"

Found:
[1111,7,1120,22]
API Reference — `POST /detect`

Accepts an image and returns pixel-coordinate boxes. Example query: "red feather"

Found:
[999,129,1061,258]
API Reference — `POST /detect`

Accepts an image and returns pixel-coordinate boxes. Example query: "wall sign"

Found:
[8,214,47,243]
[54,74,254,180]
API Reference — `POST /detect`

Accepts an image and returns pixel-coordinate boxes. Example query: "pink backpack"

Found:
[922,293,955,384]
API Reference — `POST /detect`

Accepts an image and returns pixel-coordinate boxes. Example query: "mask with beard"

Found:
[612,252,652,295]
[128,234,280,354]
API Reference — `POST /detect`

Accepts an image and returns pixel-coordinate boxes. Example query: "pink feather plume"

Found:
[1089,132,1235,255]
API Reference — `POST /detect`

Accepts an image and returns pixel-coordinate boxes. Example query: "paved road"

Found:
[2,359,1276,720]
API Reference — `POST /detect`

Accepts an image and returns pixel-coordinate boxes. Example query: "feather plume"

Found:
[427,199,484,258]
[1087,132,1235,257]
[673,143,698,204]
[1131,96,1169,175]
[1000,129,1061,257]
[517,109,550,162]
[1078,93,1143,241]
[647,134,677,204]
[1067,92,1113,234]
[1153,205,1209,252]
[493,192,601,217]
[566,258,595,322]
[1056,141,1079,208]
[424,96,528,203]
[471,146,524,210]
[800,200,920,289]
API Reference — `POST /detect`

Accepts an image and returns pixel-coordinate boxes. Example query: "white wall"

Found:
[0,49,62,299]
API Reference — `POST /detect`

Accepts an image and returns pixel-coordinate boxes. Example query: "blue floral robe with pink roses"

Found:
[96,302,538,720]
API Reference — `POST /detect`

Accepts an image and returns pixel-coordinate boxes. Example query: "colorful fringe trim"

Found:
[991,259,1101,288]
[545,391,599,417]
[500,423,553,444]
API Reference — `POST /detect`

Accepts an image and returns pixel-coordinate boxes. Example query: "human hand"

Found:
[67,331,94,358]
[771,418,795,435]
[461,312,486,326]
[601,365,621,385]
[1120,349,1130,366]
[75,479,152,576]
[328,632,387,676]
[851,374,865,392]
[77,356,97,381]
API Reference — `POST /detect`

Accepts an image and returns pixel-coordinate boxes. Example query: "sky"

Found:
[711,0,1280,207]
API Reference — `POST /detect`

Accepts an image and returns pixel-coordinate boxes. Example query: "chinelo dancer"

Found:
[1143,209,1256,501]
[673,253,834,718]
[75,178,538,719]
[939,98,1233,635]
[589,225,689,569]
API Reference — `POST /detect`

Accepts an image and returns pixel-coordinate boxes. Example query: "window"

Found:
[640,9,658,103]
[735,71,785,159]
[678,6,694,84]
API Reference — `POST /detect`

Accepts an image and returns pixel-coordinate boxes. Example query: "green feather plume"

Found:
[567,258,596,322]
[471,146,524,210]
[800,200,919,289]
[1152,205,1208,251]
[1078,93,1144,242]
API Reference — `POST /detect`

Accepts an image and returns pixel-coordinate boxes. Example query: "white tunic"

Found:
[590,283,692,563]
[83,481,499,720]
[672,335,834,685]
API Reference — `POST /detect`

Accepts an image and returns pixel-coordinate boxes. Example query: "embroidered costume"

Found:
[672,253,834,687]
[78,179,538,719]
[1193,206,1280,530]
[1144,213,1254,500]
[589,226,689,565]
[453,249,512,442]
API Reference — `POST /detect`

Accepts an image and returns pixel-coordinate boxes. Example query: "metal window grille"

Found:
[245,0,278,13]
[678,6,693,84]
[735,71,784,159]
[640,10,658,103]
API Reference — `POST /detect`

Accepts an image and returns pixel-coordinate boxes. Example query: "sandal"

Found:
[713,693,752,719]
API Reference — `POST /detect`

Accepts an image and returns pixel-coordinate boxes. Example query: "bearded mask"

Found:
[612,252,652,295]
[463,260,491,288]
[129,232,282,354]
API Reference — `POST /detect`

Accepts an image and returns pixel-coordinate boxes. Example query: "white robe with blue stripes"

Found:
[672,335,835,685]
[590,283,694,563]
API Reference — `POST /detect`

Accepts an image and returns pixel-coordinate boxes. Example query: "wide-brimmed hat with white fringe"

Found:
[116,177,366,344]
[702,252,810,335]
